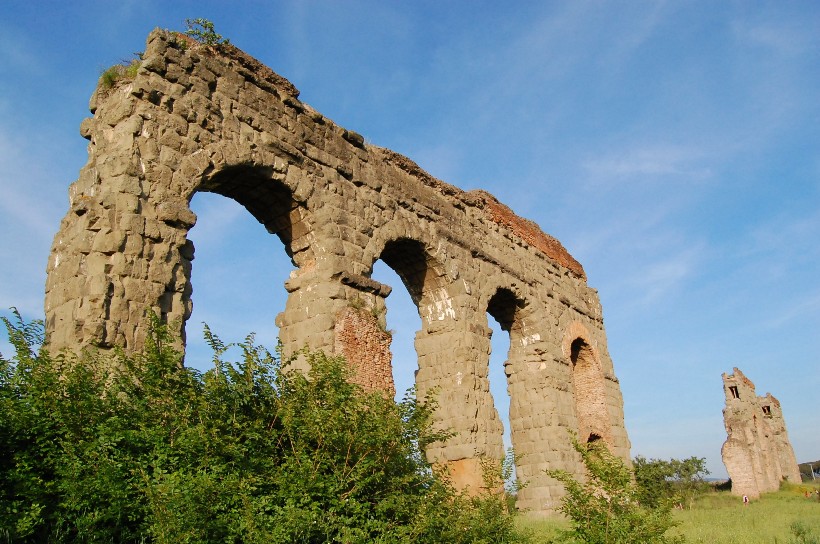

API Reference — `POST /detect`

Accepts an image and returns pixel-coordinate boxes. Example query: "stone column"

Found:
[506,331,576,512]
[411,289,505,491]
[276,266,347,361]
[45,86,200,353]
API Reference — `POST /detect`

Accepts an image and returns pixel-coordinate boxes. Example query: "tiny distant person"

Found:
[742,494,749,506]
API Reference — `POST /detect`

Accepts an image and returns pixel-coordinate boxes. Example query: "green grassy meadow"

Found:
[671,484,820,544]
[516,483,820,543]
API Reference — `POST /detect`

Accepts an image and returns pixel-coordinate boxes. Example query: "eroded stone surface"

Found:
[721,368,801,498]
[44,29,631,513]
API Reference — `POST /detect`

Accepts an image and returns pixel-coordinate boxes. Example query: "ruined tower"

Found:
[44,29,631,513]
[721,368,801,498]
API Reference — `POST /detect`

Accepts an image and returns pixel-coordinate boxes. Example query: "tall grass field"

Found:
[517,483,820,543]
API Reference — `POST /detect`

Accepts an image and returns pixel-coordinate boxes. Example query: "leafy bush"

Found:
[633,456,710,509]
[0,310,525,543]
[547,436,683,544]
[184,18,230,47]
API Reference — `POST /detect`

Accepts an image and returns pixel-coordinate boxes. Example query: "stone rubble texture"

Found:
[44,29,631,513]
[721,368,801,498]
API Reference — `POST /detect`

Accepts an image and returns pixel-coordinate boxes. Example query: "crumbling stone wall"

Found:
[44,29,631,513]
[721,368,801,498]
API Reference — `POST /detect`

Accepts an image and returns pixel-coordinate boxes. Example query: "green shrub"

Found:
[634,456,710,509]
[184,18,230,47]
[547,436,683,544]
[0,310,525,543]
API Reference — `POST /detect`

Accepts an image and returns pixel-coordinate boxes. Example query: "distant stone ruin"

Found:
[44,29,631,513]
[721,368,801,498]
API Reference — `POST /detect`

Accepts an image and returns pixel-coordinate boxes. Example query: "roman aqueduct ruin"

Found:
[44,29,631,513]
[721,368,802,498]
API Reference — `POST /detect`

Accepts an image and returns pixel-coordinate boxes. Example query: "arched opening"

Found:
[371,261,420,400]
[378,238,441,306]
[183,166,308,371]
[195,165,310,266]
[486,289,522,454]
[487,317,511,449]
[366,238,446,396]
[570,337,610,445]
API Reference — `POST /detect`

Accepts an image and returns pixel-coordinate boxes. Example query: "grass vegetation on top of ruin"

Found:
[182,17,230,47]
[99,55,142,89]
[99,18,229,90]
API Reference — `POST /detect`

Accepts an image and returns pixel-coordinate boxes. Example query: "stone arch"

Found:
[164,162,315,350]
[486,287,524,335]
[363,235,454,397]
[332,234,453,397]
[483,284,563,509]
[191,163,315,268]
[479,280,536,333]
[375,237,449,312]
[361,222,452,312]
[362,235,505,490]
[562,321,611,446]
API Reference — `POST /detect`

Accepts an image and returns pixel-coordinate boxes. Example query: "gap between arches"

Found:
[184,192,294,372]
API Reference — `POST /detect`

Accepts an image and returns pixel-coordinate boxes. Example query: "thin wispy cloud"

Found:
[565,201,681,260]
[624,245,704,308]
[762,290,820,330]
[0,130,65,240]
[0,23,45,76]
[733,208,820,268]
[582,143,713,185]
[732,17,817,56]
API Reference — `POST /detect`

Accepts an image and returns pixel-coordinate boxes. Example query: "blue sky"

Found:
[1,1,818,478]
